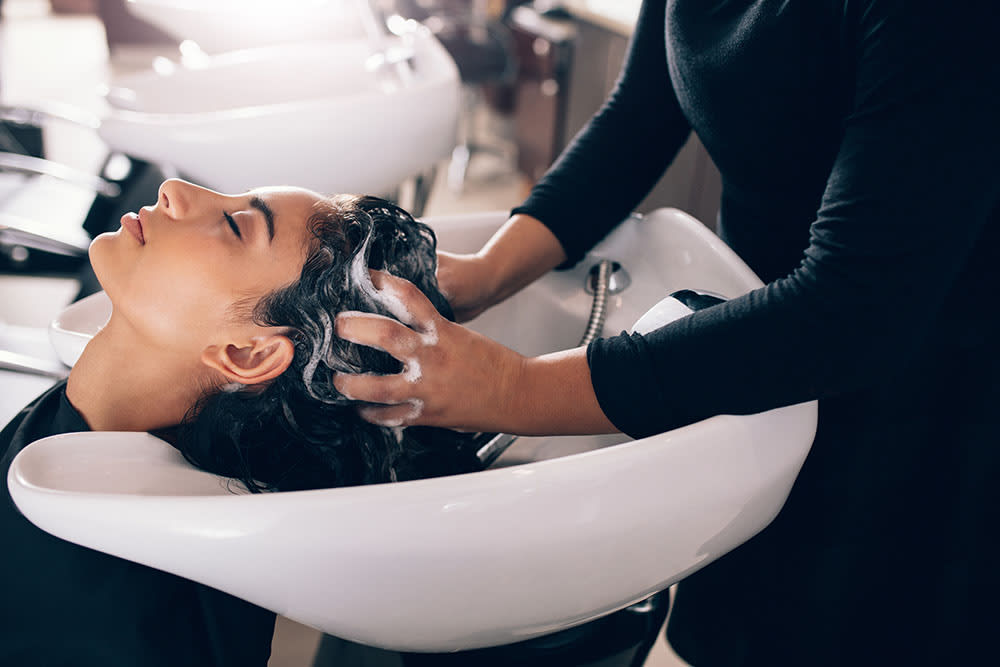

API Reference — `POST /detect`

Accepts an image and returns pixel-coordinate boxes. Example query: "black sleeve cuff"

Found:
[587,332,679,440]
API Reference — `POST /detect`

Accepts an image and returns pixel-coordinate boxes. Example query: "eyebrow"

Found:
[249,194,275,242]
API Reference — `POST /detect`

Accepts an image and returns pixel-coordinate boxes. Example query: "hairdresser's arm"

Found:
[437,213,567,322]
[438,0,689,320]
[333,271,616,435]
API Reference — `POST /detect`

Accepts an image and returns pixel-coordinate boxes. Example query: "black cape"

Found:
[0,381,275,666]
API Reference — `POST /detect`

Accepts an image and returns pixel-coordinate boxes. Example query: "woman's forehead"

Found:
[252,187,328,234]
[250,185,324,201]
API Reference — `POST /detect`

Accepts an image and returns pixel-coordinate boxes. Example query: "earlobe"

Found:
[201,335,295,386]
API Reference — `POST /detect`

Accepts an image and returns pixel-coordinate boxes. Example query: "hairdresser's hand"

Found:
[334,270,526,432]
[436,213,568,323]
[333,271,617,435]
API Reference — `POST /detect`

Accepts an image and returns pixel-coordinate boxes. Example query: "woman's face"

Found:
[90,178,320,355]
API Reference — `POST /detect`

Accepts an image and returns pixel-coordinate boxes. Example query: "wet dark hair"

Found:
[176,195,480,492]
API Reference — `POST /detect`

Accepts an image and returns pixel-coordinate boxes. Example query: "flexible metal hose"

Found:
[475,259,615,468]
[578,259,612,347]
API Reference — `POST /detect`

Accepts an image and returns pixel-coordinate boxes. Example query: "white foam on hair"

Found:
[348,228,417,326]
[364,399,424,428]
[405,399,424,421]
[373,282,418,327]
[302,309,334,399]
[345,223,440,388]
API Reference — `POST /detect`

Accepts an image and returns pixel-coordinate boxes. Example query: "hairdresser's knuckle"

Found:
[383,326,418,355]
[425,345,448,368]
[373,380,408,405]
[399,277,434,312]
[413,346,439,373]
[366,385,394,405]
[369,318,392,342]
[402,278,425,301]
[419,402,441,421]
[365,317,403,349]
[377,321,399,343]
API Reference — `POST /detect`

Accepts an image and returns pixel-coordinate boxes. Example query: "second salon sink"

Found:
[98,26,459,195]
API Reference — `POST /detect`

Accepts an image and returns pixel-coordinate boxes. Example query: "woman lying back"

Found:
[0,179,477,666]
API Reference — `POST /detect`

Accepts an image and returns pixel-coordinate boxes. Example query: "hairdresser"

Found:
[334,1,998,664]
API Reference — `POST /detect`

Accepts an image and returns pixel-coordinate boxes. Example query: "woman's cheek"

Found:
[125,261,229,348]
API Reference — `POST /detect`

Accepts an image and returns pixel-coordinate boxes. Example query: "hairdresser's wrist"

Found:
[502,347,618,436]
[475,214,568,308]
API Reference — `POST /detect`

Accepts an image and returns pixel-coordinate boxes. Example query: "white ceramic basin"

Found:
[10,209,816,651]
[97,28,459,194]
[48,291,111,368]
[126,0,366,53]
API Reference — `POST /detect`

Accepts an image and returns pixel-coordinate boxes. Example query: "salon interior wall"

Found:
[562,17,722,230]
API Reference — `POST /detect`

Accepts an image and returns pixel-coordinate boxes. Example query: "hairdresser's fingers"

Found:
[336,311,424,360]
[333,371,413,406]
[368,270,442,331]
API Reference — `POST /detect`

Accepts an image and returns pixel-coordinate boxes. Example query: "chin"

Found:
[87,232,119,297]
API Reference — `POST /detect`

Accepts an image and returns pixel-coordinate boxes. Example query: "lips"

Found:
[120,211,145,245]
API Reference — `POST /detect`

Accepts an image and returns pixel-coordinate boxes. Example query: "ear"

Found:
[201,334,295,386]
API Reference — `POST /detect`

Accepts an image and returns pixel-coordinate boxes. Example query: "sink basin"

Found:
[97,28,459,194]
[10,209,817,651]
[125,0,366,53]
[48,291,111,368]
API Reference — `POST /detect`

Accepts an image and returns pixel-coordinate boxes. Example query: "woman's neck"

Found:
[65,317,213,432]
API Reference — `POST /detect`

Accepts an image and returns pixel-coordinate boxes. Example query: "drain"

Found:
[584,261,630,295]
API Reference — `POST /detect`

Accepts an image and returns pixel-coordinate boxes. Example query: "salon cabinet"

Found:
[509,3,721,229]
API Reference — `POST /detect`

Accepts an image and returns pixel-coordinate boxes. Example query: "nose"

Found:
[157,178,218,221]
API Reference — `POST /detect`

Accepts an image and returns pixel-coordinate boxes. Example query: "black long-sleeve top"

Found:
[0,382,275,666]
[514,1,998,664]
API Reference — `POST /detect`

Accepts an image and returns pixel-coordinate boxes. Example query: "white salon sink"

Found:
[125,0,366,53]
[8,209,817,651]
[98,28,459,194]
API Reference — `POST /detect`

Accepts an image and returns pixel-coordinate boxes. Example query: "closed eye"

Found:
[224,211,242,240]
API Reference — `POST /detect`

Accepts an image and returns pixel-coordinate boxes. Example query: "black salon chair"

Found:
[313,588,670,667]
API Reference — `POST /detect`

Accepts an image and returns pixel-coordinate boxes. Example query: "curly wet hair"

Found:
[176,195,480,492]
